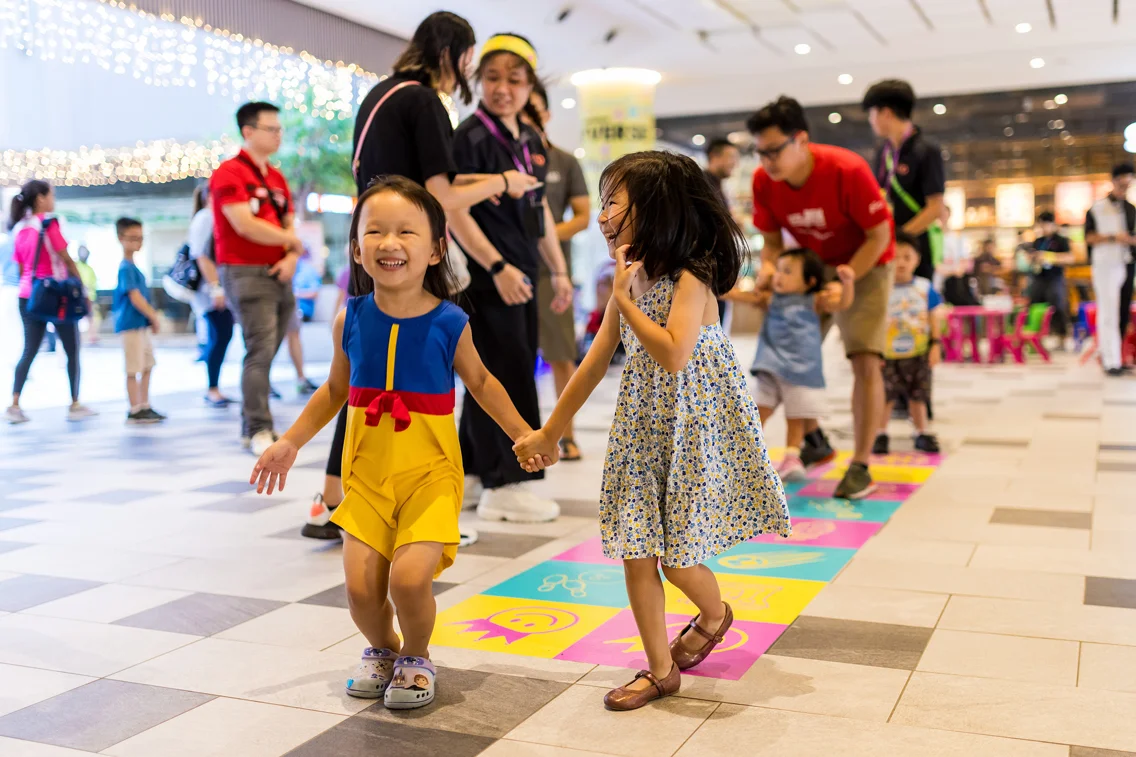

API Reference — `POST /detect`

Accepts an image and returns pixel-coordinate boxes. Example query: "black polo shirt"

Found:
[452,105,548,290]
[352,74,458,195]
[873,126,944,280]
[1033,233,1072,281]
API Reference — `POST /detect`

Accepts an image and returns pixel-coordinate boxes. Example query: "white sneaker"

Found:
[66,404,97,422]
[5,406,29,425]
[477,484,560,524]
[463,475,482,508]
[250,430,276,456]
[458,529,479,548]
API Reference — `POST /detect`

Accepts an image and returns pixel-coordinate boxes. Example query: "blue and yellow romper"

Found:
[330,295,469,577]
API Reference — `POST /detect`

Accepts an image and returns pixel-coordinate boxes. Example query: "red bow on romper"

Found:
[364,391,411,431]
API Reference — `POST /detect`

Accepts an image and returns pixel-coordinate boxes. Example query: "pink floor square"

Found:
[556,609,787,680]
[797,480,920,501]
[750,517,882,549]
[553,538,620,565]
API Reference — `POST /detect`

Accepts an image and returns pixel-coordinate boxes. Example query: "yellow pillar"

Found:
[570,68,661,193]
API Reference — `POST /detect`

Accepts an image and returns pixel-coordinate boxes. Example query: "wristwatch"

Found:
[489,260,507,276]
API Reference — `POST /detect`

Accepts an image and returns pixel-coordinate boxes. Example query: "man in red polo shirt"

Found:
[747,96,894,500]
[212,101,303,455]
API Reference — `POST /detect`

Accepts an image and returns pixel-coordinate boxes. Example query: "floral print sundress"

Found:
[599,275,790,568]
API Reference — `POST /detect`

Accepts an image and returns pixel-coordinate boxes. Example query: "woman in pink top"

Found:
[6,180,95,424]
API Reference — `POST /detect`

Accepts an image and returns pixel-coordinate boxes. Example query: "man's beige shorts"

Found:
[122,328,156,375]
[821,263,894,358]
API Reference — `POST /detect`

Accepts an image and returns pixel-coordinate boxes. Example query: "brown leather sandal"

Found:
[603,663,680,711]
[669,602,734,670]
[558,437,582,461]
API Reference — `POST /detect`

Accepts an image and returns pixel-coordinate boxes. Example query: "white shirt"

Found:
[187,208,216,312]
[1087,196,1133,267]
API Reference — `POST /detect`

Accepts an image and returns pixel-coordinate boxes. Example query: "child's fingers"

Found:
[255,469,269,494]
[278,471,287,492]
[249,464,262,486]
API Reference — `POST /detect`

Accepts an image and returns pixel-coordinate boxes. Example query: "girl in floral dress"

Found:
[515,151,789,711]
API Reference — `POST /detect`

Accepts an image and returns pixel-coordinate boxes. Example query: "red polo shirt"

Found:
[752,143,894,267]
[210,149,293,266]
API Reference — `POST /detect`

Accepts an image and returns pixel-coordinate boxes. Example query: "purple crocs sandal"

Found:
[383,656,435,710]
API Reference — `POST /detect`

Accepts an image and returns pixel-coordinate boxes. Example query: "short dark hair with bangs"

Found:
[862,79,916,120]
[348,175,457,301]
[599,151,743,297]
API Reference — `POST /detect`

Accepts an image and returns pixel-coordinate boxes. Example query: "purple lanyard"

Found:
[880,125,916,187]
[474,109,533,176]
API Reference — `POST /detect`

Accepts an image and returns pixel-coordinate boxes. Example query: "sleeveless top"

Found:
[751,292,825,389]
[340,295,468,486]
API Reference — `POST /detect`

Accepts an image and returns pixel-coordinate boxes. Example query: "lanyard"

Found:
[474,108,533,176]
[880,125,915,187]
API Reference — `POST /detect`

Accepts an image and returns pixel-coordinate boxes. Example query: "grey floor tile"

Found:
[0,679,212,751]
[193,481,259,495]
[0,574,102,612]
[285,715,496,756]
[299,584,349,609]
[1100,444,1136,451]
[1084,577,1136,610]
[1042,413,1101,421]
[990,508,1092,530]
[963,438,1029,448]
[358,667,568,738]
[1097,461,1136,473]
[115,593,285,635]
[767,614,933,670]
[0,541,30,555]
[79,489,160,504]
[432,582,457,596]
[0,517,39,532]
[1071,748,1136,757]
[553,499,601,518]
[460,532,554,559]
[1103,400,1136,408]
[266,526,318,540]
[194,496,286,514]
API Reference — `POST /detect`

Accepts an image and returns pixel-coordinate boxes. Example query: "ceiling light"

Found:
[1043,100,1057,110]
[1054,93,1068,105]
[1124,123,1136,142]
[828,112,842,124]
[560,97,576,109]
[933,103,946,115]
[1016,22,1032,33]
[573,147,586,159]
[794,43,811,55]
[692,134,706,146]
[1030,57,1045,69]
[1004,127,1014,137]
[837,73,853,85]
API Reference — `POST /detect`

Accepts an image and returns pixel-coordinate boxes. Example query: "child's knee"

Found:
[388,566,433,604]
[623,557,660,578]
[660,563,695,583]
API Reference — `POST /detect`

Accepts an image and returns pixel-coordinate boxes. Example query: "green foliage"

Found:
[274,88,355,211]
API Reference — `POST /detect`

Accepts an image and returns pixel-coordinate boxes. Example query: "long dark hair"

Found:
[392,11,476,105]
[348,175,457,301]
[8,179,52,230]
[192,181,209,215]
[523,79,549,143]
[599,151,743,297]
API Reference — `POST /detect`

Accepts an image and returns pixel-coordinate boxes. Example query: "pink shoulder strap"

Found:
[352,80,421,180]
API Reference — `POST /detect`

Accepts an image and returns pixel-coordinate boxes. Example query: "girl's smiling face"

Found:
[598,184,635,260]
[353,190,444,292]
[479,53,532,120]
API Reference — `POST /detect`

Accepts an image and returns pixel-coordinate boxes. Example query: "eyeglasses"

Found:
[755,132,800,160]
[252,124,283,135]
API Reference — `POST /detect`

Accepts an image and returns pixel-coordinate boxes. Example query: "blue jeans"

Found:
[203,308,234,391]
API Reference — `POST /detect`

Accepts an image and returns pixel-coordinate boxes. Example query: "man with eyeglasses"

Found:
[1085,163,1136,375]
[747,96,894,500]
[211,101,305,455]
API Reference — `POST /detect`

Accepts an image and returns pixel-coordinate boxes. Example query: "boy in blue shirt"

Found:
[874,232,942,453]
[113,217,165,424]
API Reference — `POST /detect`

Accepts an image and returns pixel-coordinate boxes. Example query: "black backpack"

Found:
[161,242,202,304]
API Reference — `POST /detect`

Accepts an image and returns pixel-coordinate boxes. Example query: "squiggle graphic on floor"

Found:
[432,450,940,679]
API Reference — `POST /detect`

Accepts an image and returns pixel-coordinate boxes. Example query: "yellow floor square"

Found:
[432,594,620,659]
[821,463,934,484]
[664,573,824,625]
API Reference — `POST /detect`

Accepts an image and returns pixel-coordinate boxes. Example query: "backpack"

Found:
[161,242,201,304]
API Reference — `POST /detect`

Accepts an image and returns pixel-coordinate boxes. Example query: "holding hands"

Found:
[514,428,559,473]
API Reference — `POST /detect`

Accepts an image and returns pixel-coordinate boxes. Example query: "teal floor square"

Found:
[787,496,903,523]
[709,541,856,582]
[482,560,629,608]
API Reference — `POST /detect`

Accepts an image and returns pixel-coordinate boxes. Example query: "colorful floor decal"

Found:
[433,449,940,678]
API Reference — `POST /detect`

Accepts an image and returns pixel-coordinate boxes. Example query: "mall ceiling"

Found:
[296,0,1136,117]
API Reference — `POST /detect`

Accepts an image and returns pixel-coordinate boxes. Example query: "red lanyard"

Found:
[474,108,533,176]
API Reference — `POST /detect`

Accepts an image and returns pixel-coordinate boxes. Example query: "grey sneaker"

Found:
[833,462,876,500]
[67,403,98,422]
[5,406,29,425]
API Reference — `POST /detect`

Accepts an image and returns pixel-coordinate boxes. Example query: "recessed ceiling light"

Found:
[828,112,842,124]
[1030,57,1045,69]
[573,147,586,159]
[1016,22,1032,33]
[794,43,811,55]
[560,97,576,110]
[1043,99,1057,110]
[1004,127,1014,137]
[692,134,706,146]
[1054,93,1068,105]
[837,73,853,85]
[933,103,947,115]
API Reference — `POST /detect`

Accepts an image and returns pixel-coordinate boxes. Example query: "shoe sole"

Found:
[836,483,878,501]
[384,692,435,709]
[126,419,162,425]
[345,685,387,699]
[301,524,343,540]
[477,506,558,524]
[801,450,836,470]
[779,468,808,482]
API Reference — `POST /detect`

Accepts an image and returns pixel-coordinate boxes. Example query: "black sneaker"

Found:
[872,434,890,455]
[126,409,160,425]
[141,408,167,422]
[301,493,342,540]
[297,378,319,395]
[1106,367,1126,377]
[833,462,876,500]
[800,429,836,468]
[914,433,940,453]
[269,385,282,399]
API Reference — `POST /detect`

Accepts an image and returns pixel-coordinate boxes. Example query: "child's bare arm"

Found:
[453,325,533,442]
[613,256,708,373]
[126,289,161,326]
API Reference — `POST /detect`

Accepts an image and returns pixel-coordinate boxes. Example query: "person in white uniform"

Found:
[1085,163,1136,376]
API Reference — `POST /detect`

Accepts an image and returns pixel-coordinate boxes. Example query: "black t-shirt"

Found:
[873,127,944,279]
[452,106,548,290]
[1033,233,1072,281]
[352,74,458,196]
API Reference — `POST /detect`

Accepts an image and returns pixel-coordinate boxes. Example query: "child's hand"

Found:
[612,245,643,300]
[513,429,558,473]
[835,264,855,287]
[250,438,299,495]
[150,319,160,334]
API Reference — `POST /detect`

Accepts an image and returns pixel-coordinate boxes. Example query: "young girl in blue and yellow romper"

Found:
[516,151,790,711]
[251,176,545,710]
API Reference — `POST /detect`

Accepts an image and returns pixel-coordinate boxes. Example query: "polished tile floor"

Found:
[1,335,1135,756]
